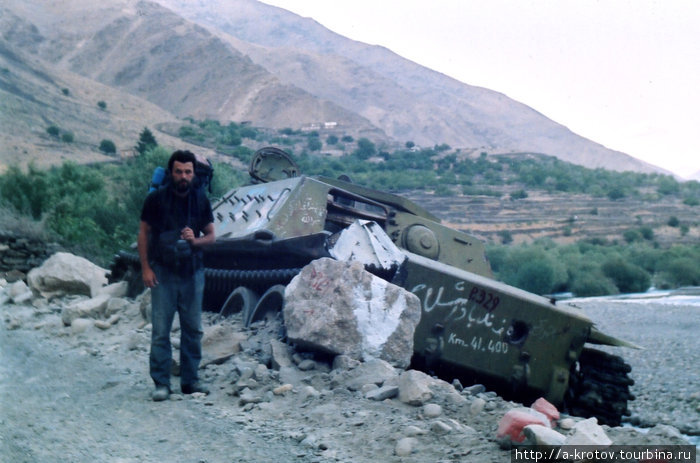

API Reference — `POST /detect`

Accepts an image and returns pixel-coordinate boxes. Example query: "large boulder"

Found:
[283,257,421,368]
[27,252,108,297]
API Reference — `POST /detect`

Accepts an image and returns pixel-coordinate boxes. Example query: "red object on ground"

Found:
[496,409,550,444]
[531,397,560,425]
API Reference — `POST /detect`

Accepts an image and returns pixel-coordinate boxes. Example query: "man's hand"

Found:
[180,227,195,243]
[142,266,158,288]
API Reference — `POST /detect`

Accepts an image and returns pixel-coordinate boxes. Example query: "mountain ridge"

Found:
[1,0,672,176]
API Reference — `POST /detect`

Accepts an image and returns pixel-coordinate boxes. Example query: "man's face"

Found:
[171,160,194,194]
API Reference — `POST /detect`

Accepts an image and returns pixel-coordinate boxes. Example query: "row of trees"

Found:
[2,124,698,295]
[487,239,700,296]
[174,119,700,203]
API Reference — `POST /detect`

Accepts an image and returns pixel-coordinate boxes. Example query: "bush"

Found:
[513,259,555,295]
[656,257,700,287]
[307,137,322,152]
[99,139,117,154]
[602,258,651,293]
[571,272,619,297]
[667,216,680,227]
[510,189,528,200]
[97,100,107,110]
[178,125,197,138]
[61,132,74,143]
[135,127,158,155]
[46,125,60,137]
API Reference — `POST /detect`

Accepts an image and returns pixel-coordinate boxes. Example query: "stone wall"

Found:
[0,231,62,275]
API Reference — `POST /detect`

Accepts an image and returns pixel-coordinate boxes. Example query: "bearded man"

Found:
[137,150,215,401]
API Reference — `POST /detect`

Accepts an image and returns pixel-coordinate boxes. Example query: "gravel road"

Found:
[1,291,698,463]
[573,295,700,436]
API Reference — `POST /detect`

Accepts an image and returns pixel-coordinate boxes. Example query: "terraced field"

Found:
[406,189,699,246]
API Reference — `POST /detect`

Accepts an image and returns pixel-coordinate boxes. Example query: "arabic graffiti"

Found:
[411,281,507,335]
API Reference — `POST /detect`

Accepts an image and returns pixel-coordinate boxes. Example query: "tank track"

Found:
[109,250,300,310]
[565,347,635,426]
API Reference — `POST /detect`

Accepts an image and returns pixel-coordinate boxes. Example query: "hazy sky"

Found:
[260,0,700,179]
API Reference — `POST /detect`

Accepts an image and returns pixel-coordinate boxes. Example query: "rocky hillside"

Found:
[1,0,668,175]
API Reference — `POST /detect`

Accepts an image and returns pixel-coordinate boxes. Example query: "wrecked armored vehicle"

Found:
[112,147,636,425]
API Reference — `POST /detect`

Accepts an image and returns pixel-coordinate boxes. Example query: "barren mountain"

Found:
[1,0,669,175]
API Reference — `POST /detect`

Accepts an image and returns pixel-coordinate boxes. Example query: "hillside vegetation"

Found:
[1,122,698,297]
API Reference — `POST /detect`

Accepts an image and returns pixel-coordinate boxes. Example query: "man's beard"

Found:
[175,179,191,193]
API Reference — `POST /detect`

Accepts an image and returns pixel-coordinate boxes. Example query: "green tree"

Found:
[307,137,322,152]
[61,132,74,143]
[353,138,376,160]
[135,127,158,155]
[97,100,107,110]
[99,139,117,154]
[602,258,651,293]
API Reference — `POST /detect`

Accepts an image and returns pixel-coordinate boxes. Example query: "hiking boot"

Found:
[181,382,209,395]
[152,385,170,402]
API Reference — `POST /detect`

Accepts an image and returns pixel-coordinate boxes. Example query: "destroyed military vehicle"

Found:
[112,147,636,426]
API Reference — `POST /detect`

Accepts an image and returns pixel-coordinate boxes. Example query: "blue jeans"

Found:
[149,264,205,389]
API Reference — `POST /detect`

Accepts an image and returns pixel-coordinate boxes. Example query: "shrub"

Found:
[602,258,651,293]
[667,216,680,227]
[497,230,513,244]
[97,100,107,110]
[135,127,158,155]
[623,229,642,243]
[46,125,60,137]
[513,259,555,295]
[656,257,700,287]
[61,132,74,143]
[307,137,322,152]
[510,189,528,200]
[178,125,197,138]
[99,139,117,154]
[571,272,618,297]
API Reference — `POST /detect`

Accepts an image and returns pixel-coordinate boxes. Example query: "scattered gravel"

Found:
[1,290,698,462]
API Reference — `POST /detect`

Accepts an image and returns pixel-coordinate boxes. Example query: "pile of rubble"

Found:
[1,251,693,461]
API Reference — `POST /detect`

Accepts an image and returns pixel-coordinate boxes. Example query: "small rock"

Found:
[564,417,612,447]
[404,425,427,437]
[423,403,442,418]
[8,280,33,304]
[430,420,452,434]
[297,359,316,371]
[366,385,399,401]
[395,437,418,456]
[270,340,294,370]
[462,384,486,396]
[470,397,486,415]
[398,369,433,405]
[523,424,566,446]
[273,384,293,396]
[71,318,93,334]
[360,383,378,395]
[94,320,111,330]
[332,354,360,370]
[299,385,320,401]
[558,417,575,430]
